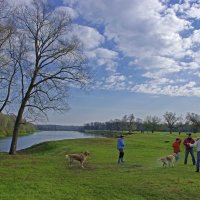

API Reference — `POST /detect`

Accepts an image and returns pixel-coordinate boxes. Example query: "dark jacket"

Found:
[183,138,195,150]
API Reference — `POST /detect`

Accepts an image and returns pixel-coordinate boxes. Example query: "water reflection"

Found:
[0,131,101,152]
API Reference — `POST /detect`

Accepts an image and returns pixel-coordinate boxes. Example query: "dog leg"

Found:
[69,158,73,167]
[163,161,167,168]
[66,159,69,168]
[81,161,84,168]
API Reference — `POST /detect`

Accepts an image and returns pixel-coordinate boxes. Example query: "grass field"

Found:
[1,132,200,200]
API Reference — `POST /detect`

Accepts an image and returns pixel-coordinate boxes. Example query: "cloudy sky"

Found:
[12,0,200,125]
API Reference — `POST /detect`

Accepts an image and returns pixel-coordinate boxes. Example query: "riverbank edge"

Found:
[0,128,37,139]
[82,129,137,137]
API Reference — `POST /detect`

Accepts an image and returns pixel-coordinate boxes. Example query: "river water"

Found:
[0,131,99,152]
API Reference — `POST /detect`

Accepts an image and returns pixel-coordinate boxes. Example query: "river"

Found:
[0,131,99,152]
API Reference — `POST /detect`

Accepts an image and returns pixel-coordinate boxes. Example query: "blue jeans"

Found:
[196,151,200,171]
[175,152,180,161]
[184,148,196,165]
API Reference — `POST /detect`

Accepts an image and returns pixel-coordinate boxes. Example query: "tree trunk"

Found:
[9,62,37,154]
[9,106,24,154]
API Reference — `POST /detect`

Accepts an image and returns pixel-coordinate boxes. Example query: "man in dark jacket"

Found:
[183,133,196,165]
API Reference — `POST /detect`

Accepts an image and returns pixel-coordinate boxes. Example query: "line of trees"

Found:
[84,112,200,134]
[0,0,91,154]
[0,112,35,137]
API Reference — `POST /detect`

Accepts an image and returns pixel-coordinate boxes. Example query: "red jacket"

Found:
[172,139,181,153]
[183,138,195,149]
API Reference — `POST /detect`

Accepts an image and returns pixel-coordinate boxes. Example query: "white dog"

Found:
[160,153,176,167]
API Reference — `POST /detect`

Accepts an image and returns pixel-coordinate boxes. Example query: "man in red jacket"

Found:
[172,138,181,161]
[183,133,196,165]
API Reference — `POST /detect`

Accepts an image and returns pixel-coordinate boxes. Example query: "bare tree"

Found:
[127,114,135,134]
[163,112,180,134]
[135,118,143,133]
[120,115,128,132]
[144,115,161,133]
[105,121,113,132]
[176,115,185,135]
[9,0,91,154]
[112,119,121,131]
[0,0,14,49]
[0,64,17,113]
[0,38,21,113]
[0,0,16,113]
[186,113,200,133]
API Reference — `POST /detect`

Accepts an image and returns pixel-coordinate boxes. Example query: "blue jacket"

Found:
[117,138,125,150]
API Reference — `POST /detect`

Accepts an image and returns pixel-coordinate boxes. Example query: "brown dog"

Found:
[65,152,90,168]
[160,153,176,167]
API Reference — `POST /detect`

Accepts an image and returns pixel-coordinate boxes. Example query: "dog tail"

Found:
[65,154,69,158]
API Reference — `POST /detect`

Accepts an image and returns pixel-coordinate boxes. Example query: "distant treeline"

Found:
[36,124,83,131]
[83,112,200,134]
[0,113,36,137]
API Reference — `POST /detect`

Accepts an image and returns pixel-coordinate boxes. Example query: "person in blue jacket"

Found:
[117,135,125,164]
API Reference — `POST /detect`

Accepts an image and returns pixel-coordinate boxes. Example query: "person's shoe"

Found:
[195,170,199,172]
[117,159,121,164]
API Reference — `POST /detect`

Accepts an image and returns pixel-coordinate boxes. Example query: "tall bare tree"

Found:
[120,115,128,132]
[144,115,161,133]
[9,0,91,154]
[0,0,14,49]
[127,114,135,134]
[163,112,179,134]
[0,0,16,113]
[135,118,143,133]
[186,113,200,133]
[176,115,185,134]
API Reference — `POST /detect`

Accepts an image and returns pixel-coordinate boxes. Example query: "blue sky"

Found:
[12,0,200,125]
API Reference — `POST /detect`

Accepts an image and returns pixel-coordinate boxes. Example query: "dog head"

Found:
[83,151,90,156]
[172,153,177,157]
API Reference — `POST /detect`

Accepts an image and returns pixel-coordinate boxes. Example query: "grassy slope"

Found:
[1,132,200,200]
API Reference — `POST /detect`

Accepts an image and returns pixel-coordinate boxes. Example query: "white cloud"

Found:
[179,2,200,19]
[7,0,33,6]
[73,25,105,50]
[194,72,200,78]
[105,74,126,84]
[55,6,78,19]
[94,48,118,60]
[132,81,200,97]
[72,25,119,72]
[63,0,78,7]
[98,73,128,91]
[94,48,119,71]
[66,0,200,96]
[9,0,200,96]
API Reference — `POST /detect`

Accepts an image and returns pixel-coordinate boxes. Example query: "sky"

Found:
[10,0,200,125]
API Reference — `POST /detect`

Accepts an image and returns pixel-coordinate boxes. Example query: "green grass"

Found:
[1,132,200,200]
